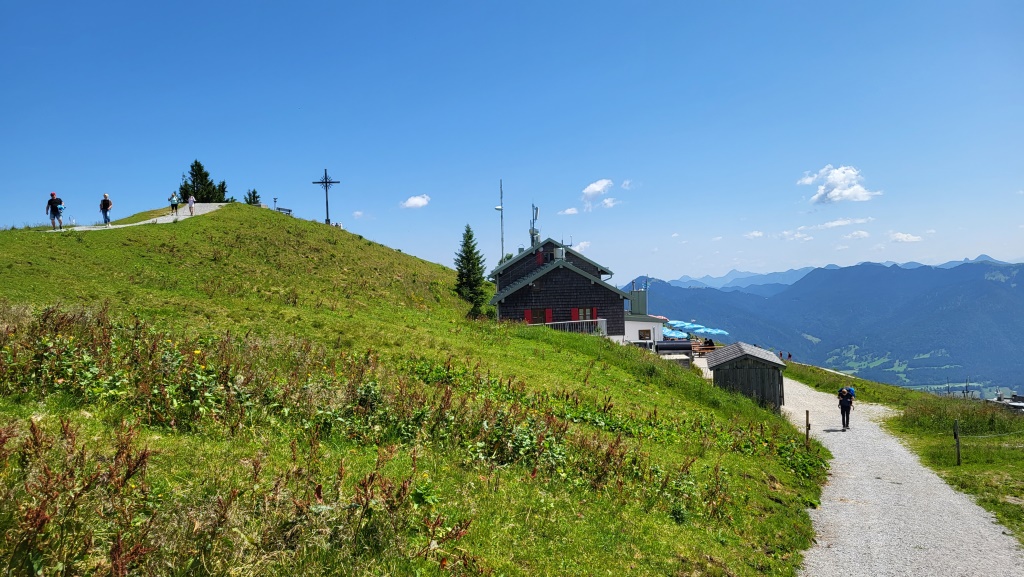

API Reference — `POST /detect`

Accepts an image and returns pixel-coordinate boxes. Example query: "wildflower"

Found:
[194,350,201,354]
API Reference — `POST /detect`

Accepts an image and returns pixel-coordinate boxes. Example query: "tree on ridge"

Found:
[454,224,487,317]
[179,160,227,203]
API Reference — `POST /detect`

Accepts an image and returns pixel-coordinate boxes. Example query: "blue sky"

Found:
[3,1,1022,280]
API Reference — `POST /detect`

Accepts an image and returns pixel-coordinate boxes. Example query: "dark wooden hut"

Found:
[706,342,786,409]
[488,238,629,339]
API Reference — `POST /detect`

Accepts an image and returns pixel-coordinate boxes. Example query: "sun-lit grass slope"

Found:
[787,362,1024,547]
[0,204,830,575]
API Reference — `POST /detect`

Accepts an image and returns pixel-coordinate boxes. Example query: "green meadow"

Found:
[0,204,829,575]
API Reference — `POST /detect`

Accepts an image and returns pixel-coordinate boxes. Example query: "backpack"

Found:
[839,387,856,399]
[58,204,66,214]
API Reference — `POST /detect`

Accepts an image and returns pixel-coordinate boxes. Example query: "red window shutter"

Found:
[571,308,579,321]
[536,251,543,265]
[545,309,553,323]
[524,310,532,323]
[591,307,598,320]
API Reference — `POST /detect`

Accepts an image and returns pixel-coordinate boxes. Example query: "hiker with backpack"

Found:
[839,387,854,430]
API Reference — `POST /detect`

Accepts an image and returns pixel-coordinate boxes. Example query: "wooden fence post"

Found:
[954,419,961,466]
[805,410,810,448]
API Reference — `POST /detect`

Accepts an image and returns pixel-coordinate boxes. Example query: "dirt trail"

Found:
[49,203,226,231]
[782,377,1024,577]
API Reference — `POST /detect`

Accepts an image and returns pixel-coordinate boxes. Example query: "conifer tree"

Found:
[178,160,228,202]
[244,189,261,205]
[454,224,487,316]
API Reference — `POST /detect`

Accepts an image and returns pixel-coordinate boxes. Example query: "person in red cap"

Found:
[45,192,64,230]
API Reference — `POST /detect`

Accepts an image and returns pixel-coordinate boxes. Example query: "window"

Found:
[638,329,652,341]
[578,308,593,320]
[527,308,547,324]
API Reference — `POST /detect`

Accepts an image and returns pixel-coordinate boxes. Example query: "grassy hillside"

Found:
[0,204,829,575]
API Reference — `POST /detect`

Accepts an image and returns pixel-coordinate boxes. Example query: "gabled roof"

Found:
[489,238,614,279]
[707,342,787,370]
[489,259,630,305]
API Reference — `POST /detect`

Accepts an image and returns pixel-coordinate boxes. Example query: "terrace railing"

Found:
[530,318,606,336]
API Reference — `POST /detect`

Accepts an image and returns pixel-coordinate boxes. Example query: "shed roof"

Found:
[624,313,666,324]
[488,238,613,279]
[489,259,630,305]
[707,342,787,370]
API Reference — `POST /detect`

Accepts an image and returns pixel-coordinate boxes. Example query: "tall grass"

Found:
[0,303,830,575]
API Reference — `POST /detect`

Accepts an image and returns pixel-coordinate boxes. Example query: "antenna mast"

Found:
[530,203,540,246]
[498,181,505,260]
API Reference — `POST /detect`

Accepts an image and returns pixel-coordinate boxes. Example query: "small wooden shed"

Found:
[706,342,786,410]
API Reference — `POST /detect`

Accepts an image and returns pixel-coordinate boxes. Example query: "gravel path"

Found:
[781,377,1024,577]
[49,203,226,231]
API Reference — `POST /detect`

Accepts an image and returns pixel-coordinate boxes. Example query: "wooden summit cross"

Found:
[313,169,340,225]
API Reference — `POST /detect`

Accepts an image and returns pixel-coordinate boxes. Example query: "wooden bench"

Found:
[691,344,718,357]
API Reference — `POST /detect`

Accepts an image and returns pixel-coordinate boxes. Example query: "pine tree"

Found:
[178,160,223,202]
[454,224,487,316]
[244,189,261,205]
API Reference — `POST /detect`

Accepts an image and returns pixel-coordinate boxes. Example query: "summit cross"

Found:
[313,169,340,225]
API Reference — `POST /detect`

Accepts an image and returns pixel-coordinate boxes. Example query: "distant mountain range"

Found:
[667,255,1010,292]
[639,256,1024,390]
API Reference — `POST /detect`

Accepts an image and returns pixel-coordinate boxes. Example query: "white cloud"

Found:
[890,232,922,242]
[582,178,613,211]
[843,230,870,239]
[798,165,882,204]
[621,179,632,190]
[925,229,936,234]
[353,211,364,219]
[600,197,620,209]
[835,245,850,251]
[744,230,764,239]
[810,217,875,229]
[572,241,591,252]
[558,207,578,215]
[711,236,723,242]
[781,230,813,242]
[582,179,613,199]
[671,232,679,238]
[400,194,430,209]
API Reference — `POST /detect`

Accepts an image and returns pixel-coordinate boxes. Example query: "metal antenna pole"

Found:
[499,180,504,259]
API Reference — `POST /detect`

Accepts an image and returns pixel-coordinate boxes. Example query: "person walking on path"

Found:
[187,194,196,216]
[168,192,180,216]
[45,192,64,230]
[838,387,854,430]
[99,193,113,227]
